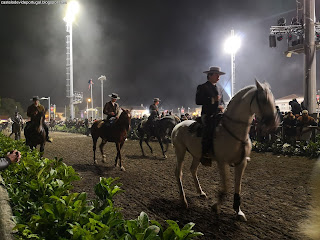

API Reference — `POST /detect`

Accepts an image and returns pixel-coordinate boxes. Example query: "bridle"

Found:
[221,88,270,144]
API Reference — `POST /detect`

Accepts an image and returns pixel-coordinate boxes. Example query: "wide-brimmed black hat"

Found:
[108,93,120,99]
[32,96,40,101]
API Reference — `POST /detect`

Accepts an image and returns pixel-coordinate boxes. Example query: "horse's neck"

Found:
[223,89,255,138]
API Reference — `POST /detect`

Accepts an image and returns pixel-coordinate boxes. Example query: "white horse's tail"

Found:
[300,159,320,239]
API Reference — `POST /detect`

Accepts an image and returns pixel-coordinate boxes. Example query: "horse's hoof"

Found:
[211,203,221,214]
[94,160,98,165]
[102,155,106,163]
[163,155,167,159]
[236,210,247,222]
[199,192,207,199]
[120,166,126,171]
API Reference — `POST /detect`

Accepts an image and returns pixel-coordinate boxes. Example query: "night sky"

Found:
[0,0,319,112]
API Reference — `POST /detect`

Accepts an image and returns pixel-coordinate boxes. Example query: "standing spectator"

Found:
[289,98,302,117]
[297,110,317,140]
[282,111,297,143]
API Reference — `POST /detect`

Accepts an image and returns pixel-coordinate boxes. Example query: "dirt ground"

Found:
[42,131,317,240]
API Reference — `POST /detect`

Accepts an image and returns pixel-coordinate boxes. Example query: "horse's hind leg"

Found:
[190,156,206,198]
[157,136,167,159]
[145,136,153,154]
[174,144,188,208]
[99,139,107,163]
[139,135,146,156]
[233,158,248,221]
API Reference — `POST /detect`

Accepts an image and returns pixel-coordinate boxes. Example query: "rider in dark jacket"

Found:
[196,66,225,166]
[26,96,52,142]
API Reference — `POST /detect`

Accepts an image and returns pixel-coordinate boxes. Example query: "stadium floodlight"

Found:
[224,29,241,98]
[64,1,79,23]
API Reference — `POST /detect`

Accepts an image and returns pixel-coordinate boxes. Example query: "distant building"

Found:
[275,94,304,113]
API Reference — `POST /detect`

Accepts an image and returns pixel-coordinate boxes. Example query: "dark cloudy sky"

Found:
[0,0,319,111]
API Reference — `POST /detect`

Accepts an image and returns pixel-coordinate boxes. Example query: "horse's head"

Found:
[251,80,279,131]
[119,108,132,131]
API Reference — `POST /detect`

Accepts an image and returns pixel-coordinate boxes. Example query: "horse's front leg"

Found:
[39,144,45,156]
[212,162,230,215]
[99,139,107,163]
[114,142,125,171]
[233,158,248,221]
[93,137,98,164]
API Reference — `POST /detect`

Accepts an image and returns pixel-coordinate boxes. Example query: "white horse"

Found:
[171,80,279,221]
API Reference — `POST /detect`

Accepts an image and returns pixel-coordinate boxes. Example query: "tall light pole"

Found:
[40,97,50,122]
[98,75,107,119]
[224,29,241,98]
[64,1,79,120]
[86,98,91,119]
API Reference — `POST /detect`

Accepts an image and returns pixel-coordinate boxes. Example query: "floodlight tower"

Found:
[98,75,107,119]
[269,0,320,114]
[224,29,241,98]
[64,1,79,119]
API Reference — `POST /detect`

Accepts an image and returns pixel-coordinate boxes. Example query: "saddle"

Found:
[188,114,223,137]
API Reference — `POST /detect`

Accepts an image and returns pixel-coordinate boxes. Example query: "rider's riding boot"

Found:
[200,140,212,167]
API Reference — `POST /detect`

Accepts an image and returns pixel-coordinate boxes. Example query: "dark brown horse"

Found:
[24,111,46,153]
[91,109,131,171]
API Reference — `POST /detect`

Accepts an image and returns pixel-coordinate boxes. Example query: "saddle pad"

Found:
[97,120,105,129]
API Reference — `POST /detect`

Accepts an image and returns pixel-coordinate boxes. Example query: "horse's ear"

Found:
[255,79,264,91]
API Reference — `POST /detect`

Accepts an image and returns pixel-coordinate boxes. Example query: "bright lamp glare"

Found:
[224,36,241,54]
[64,1,79,23]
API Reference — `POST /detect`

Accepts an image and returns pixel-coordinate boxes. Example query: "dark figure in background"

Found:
[282,111,297,143]
[289,98,302,117]
[26,96,52,142]
[103,93,121,125]
[84,118,90,136]
[196,66,225,166]
[9,111,23,140]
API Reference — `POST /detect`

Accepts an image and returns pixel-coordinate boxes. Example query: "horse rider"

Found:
[196,66,225,166]
[103,93,121,125]
[26,96,52,142]
[147,98,161,129]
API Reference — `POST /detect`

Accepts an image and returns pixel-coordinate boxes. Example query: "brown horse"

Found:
[91,109,131,171]
[24,111,46,153]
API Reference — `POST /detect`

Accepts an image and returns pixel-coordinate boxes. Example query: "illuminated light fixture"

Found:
[224,33,241,54]
[64,1,79,23]
[277,17,286,26]
[277,35,283,41]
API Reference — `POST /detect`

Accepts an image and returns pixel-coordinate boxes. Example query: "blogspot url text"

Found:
[1,1,67,5]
